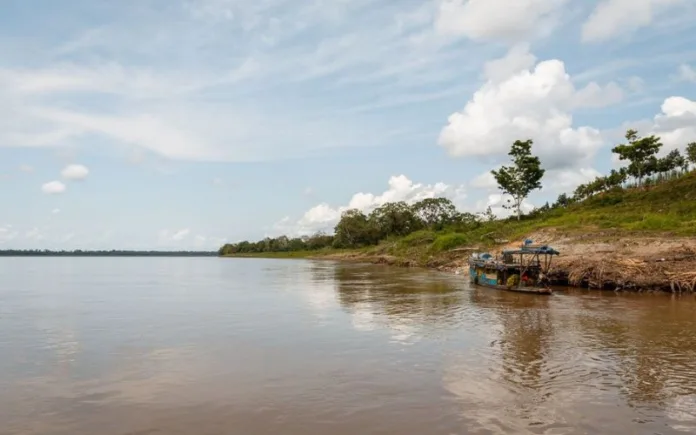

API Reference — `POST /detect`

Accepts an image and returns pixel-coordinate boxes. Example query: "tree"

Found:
[368,201,422,238]
[333,209,379,248]
[553,193,571,208]
[606,168,628,189]
[491,139,545,220]
[411,198,458,230]
[611,129,662,186]
[687,142,696,169]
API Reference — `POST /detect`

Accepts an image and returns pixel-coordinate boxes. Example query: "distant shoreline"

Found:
[0,250,217,257]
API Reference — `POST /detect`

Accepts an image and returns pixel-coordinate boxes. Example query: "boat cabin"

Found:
[468,241,560,292]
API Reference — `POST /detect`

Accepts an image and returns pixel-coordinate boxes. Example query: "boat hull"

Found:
[471,280,553,295]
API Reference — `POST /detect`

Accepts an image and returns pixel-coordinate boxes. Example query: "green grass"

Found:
[226,172,696,266]
[362,172,696,266]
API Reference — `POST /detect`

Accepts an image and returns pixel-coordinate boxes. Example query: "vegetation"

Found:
[220,131,696,260]
[0,250,217,256]
[491,139,545,220]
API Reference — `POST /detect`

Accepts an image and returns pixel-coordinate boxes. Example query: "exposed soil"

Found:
[318,228,696,293]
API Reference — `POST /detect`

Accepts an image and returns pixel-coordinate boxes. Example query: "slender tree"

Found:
[491,139,545,220]
[611,129,662,186]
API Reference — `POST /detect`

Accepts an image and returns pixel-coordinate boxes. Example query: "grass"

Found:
[225,172,696,266]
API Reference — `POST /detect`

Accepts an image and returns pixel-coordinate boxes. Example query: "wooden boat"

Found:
[467,241,560,295]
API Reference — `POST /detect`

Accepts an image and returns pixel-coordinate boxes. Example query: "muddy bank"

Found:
[318,230,696,293]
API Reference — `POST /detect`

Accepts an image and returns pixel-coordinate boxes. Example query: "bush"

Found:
[431,233,470,252]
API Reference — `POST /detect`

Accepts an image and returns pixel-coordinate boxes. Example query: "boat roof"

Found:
[502,245,560,256]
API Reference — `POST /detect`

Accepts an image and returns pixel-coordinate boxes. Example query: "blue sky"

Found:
[1,0,695,250]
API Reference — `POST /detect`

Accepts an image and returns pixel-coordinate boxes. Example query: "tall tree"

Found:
[333,209,378,248]
[368,201,422,238]
[411,197,458,230]
[687,142,696,169]
[491,139,545,220]
[611,129,662,186]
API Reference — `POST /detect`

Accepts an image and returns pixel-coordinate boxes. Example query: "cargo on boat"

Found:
[468,240,560,295]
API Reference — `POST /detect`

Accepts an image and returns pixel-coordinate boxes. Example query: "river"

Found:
[1,257,695,434]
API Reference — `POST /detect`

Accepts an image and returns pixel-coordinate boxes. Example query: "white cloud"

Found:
[41,180,66,194]
[277,175,467,235]
[483,44,537,83]
[648,96,696,152]
[582,0,689,43]
[470,171,498,189]
[438,55,623,170]
[61,164,89,180]
[675,64,696,83]
[51,208,61,215]
[172,229,191,241]
[435,0,567,41]
[544,167,603,194]
[475,194,535,219]
[0,1,490,163]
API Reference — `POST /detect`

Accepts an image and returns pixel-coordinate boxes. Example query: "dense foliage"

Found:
[219,131,696,256]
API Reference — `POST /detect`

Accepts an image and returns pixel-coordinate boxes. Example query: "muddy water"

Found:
[1,258,695,435]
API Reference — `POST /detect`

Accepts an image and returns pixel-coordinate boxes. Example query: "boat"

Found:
[467,240,560,295]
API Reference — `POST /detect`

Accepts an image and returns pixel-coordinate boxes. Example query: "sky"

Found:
[1,0,695,250]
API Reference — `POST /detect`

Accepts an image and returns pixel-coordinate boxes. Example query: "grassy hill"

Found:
[311,173,696,292]
[335,171,695,259]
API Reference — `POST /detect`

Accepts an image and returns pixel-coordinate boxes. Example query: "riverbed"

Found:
[1,257,695,434]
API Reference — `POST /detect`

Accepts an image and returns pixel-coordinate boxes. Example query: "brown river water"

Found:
[1,257,696,435]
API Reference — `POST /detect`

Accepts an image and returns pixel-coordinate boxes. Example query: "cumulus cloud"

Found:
[475,194,535,219]
[41,180,66,194]
[483,44,537,83]
[61,164,89,180]
[276,175,467,236]
[438,50,624,170]
[435,0,567,41]
[582,0,689,43]
[648,96,696,152]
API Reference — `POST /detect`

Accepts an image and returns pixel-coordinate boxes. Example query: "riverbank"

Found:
[224,228,696,293]
[222,172,696,293]
[303,229,696,293]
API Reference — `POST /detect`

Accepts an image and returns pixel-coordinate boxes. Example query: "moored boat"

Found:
[467,240,560,295]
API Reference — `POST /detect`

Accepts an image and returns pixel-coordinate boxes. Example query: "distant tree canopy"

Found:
[219,197,487,254]
[219,132,696,256]
[0,250,216,257]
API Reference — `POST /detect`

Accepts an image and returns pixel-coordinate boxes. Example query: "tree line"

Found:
[219,131,696,255]
[0,250,217,257]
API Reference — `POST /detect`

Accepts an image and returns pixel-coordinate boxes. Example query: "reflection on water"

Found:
[1,258,696,434]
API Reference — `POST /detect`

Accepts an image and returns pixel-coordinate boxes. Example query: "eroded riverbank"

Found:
[313,229,696,293]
